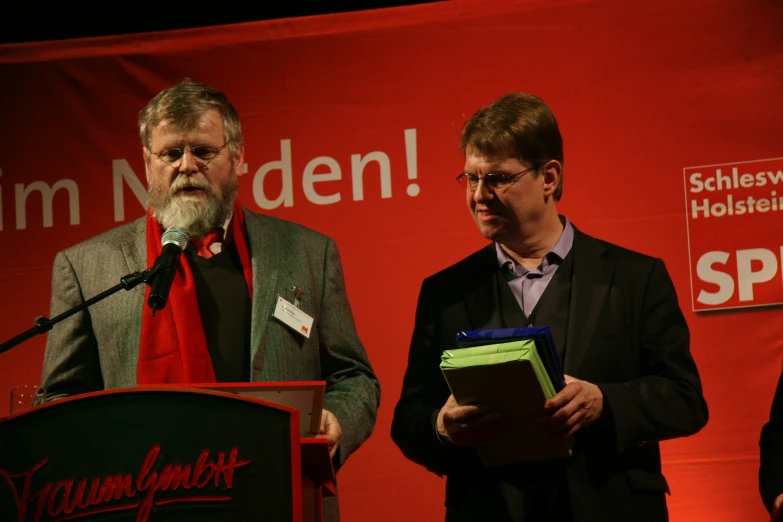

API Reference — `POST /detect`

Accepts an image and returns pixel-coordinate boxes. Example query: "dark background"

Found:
[0,2,441,45]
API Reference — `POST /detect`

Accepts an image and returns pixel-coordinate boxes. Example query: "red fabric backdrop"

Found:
[1,0,782,520]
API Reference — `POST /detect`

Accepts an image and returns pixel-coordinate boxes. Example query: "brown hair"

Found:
[460,92,564,200]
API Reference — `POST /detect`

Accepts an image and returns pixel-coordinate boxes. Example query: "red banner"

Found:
[1,0,782,520]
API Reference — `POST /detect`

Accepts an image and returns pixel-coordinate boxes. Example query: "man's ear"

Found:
[541,160,562,198]
[232,146,245,178]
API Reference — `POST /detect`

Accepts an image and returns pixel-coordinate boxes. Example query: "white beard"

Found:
[148,174,238,237]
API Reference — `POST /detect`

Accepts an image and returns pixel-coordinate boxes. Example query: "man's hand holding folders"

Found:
[543,375,604,439]
[437,331,574,464]
[436,394,502,446]
[437,374,604,447]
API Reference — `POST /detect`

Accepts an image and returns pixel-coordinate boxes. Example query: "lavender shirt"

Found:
[495,216,574,317]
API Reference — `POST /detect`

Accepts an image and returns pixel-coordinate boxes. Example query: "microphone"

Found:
[147,227,188,315]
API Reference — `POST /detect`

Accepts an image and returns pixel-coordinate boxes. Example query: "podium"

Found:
[0,384,335,522]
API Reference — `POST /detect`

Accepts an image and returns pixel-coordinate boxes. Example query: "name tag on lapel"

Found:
[273,295,313,338]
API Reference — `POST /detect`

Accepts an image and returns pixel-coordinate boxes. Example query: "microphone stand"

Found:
[0,266,163,356]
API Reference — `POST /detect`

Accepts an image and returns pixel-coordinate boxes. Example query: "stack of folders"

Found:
[440,327,573,466]
[455,326,566,392]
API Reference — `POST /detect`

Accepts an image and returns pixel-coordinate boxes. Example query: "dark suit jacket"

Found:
[40,207,380,522]
[391,225,708,522]
[760,365,783,515]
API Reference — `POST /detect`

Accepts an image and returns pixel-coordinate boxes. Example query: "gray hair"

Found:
[139,78,244,160]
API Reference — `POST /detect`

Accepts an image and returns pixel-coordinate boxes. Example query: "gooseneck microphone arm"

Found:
[0,270,153,356]
[0,227,190,355]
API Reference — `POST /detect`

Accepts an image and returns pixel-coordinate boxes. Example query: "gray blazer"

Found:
[40,207,380,521]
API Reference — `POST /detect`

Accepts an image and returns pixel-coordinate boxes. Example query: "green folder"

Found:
[440,339,572,465]
[441,339,556,399]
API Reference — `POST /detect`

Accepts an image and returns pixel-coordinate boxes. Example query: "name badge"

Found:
[273,295,313,338]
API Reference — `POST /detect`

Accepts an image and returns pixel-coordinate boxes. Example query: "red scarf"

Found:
[137,201,253,384]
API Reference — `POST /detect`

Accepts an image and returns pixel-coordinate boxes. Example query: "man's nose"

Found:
[472,178,493,202]
[178,149,200,174]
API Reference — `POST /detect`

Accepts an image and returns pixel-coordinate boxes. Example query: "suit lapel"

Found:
[118,218,147,377]
[463,245,505,331]
[564,228,613,375]
[120,219,147,324]
[245,210,280,379]
[120,218,148,274]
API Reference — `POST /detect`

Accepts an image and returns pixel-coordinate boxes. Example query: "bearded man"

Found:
[38,78,380,521]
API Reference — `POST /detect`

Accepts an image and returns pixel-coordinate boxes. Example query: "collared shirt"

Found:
[160,214,234,257]
[206,213,233,255]
[495,216,574,316]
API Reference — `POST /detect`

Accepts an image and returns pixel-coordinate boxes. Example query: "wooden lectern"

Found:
[0,383,334,522]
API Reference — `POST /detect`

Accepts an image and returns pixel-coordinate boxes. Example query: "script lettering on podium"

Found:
[0,444,251,522]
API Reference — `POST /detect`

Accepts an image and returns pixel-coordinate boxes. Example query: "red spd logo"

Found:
[684,157,783,311]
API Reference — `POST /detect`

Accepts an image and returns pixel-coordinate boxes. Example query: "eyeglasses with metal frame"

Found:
[456,165,538,190]
[151,143,229,169]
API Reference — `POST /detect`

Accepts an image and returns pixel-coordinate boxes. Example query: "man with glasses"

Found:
[39,78,380,521]
[391,92,708,521]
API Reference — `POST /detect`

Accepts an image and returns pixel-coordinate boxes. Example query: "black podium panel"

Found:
[0,388,300,522]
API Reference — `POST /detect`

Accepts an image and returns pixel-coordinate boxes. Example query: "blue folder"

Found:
[455,326,565,392]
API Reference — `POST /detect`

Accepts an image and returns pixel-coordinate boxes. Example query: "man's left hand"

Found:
[543,375,603,438]
[320,409,343,458]
[771,493,783,522]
